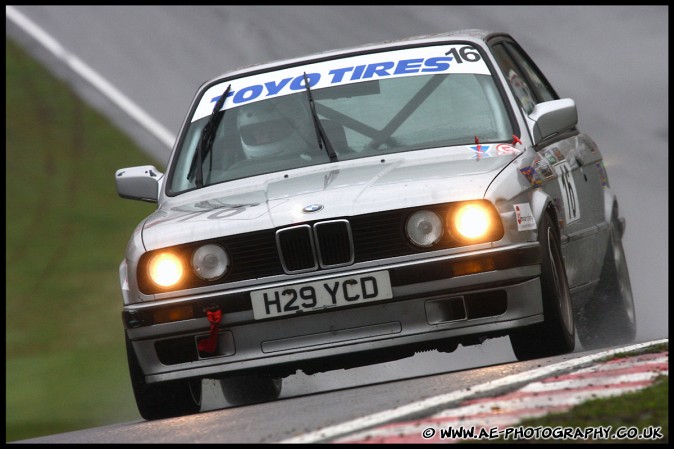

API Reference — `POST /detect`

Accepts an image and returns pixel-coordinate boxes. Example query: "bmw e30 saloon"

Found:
[115,29,636,420]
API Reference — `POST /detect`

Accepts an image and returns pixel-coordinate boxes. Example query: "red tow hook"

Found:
[198,307,222,354]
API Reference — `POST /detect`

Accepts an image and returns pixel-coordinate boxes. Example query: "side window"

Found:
[491,43,537,114]
[503,42,557,103]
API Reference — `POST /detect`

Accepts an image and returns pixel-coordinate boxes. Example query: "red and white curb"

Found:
[279,339,668,444]
[335,351,668,443]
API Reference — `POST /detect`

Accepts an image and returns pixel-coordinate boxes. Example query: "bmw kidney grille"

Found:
[276,219,354,273]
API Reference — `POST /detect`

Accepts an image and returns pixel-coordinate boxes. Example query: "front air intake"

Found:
[276,220,354,274]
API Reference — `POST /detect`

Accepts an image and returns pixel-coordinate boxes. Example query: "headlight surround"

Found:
[447,201,498,242]
[406,210,444,247]
[147,252,184,288]
[191,244,230,281]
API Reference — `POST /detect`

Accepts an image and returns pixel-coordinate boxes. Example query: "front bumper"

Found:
[124,242,543,383]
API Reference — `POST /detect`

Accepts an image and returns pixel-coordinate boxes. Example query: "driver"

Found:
[237,95,317,160]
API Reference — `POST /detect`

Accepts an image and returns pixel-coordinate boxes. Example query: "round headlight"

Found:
[451,203,492,240]
[147,252,184,288]
[191,244,230,281]
[406,210,443,247]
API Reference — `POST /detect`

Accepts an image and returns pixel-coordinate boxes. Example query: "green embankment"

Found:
[6,37,154,441]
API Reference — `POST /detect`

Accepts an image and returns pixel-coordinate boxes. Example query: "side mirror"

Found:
[115,165,163,203]
[528,98,578,144]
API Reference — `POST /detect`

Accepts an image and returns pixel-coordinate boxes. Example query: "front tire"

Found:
[576,208,636,349]
[126,336,202,420]
[510,212,575,361]
[220,375,282,406]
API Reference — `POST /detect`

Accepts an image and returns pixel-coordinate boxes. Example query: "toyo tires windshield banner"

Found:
[192,44,490,122]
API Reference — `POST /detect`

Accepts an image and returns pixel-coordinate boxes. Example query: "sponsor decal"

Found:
[519,165,543,188]
[192,44,490,122]
[495,143,521,155]
[469,144,492,159]
[544,149,558,165]
[533,157,555,180]
[514,203,537,231]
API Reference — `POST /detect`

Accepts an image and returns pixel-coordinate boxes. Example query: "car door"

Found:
[488,36,607,292]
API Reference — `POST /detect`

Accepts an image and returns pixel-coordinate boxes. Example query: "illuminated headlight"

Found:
[191,244,230,281]
[147,252,184,288]
[449,202,494,241]
[406,210,443,247]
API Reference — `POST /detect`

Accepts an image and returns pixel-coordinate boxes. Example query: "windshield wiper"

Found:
[195,84,231,188]
[302,72,338,162]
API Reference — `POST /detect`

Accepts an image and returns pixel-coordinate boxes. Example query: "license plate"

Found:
[251,271,392,320]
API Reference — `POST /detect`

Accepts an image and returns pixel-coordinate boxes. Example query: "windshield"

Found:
[168,44,514,194]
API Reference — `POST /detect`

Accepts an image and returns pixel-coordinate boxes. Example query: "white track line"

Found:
[6,5,176,150]
[279,339,668,444]
[336,352,668,443]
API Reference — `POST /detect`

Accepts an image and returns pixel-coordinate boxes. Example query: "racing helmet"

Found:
[237,95,315,159]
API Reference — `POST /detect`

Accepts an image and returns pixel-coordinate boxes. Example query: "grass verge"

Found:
[6,37,156,442]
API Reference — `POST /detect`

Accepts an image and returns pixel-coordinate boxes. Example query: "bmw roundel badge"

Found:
[302,204,324,213]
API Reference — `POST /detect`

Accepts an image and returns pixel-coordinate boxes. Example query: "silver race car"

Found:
[115,29,635,420]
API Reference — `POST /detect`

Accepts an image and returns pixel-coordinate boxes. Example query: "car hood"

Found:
[141,147,519,250]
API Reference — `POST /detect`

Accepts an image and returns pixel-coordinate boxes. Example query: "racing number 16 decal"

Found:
[445,46,482,63]
[554,160,580,224]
